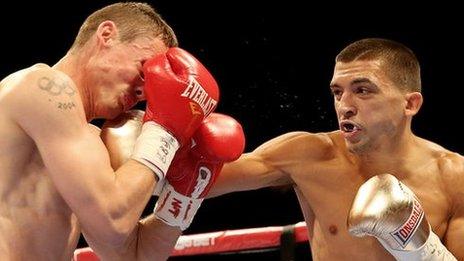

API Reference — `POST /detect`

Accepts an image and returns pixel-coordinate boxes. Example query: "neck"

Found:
[354,127,418,177]
[52,48,96,122]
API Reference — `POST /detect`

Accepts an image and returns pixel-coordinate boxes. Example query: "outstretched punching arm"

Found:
[208,132,332,197]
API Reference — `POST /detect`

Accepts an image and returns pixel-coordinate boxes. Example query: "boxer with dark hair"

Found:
[209,38,463,260]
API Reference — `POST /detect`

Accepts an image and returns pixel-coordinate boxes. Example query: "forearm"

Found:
[206,156,259,198]
[136,214,182,261]
[208,159,289,198]
[111,160,157,232]
[85,214,181,261]
[79,160,156,247]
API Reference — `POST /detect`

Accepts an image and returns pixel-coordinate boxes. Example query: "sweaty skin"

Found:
[0,32,178,260]
[0,64,82,259]
[38,58,463,260]
[208,60,464,260]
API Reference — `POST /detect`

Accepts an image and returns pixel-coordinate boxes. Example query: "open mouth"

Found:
[340,122,360,133]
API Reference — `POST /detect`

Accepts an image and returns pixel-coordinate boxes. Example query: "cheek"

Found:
[384,98,406,119]
[367,103,403,131]
[99,86,121,104]
[116,65,139,86]
[359,102,388,124]
[334,101,342,114]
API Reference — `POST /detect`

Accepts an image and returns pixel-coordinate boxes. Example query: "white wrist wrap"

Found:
[382,231,457,261]
[153,183,203,231]
[131,122,179,180]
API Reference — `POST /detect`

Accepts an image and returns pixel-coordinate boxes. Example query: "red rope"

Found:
[73,221,308,260]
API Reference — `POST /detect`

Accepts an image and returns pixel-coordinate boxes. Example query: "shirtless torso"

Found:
[0,64,166,261]
[208,48,464,259]
[0,7,186,259]
[0,65,84,260]
[210,131,464,260]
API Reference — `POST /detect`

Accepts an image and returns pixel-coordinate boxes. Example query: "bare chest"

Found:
[0,123,79,258]
[290,160,451,259]
[0,127,71,214]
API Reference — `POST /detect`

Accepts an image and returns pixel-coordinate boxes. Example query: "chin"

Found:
[103,107,124,120]
[108,111,124,120]
[346,140,369,154]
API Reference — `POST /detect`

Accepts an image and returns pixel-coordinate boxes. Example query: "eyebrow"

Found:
[351,78,374,85]
[330,78,378,89]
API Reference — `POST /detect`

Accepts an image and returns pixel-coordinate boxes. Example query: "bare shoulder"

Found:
[1,64,55,89]
[2,64,85,137]
[423,138,464,189]
[253,130,337,162]
[22,65,76,93]
[437,150,464,180]
[2,64,77,103]
[422,139,464,174]
[17,65,77,104]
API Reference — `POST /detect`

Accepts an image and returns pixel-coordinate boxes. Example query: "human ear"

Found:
[404,92,423,116]
[96,20,118,47]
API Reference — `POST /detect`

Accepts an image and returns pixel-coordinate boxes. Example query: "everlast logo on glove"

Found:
[181,78,217,116]
[390,198,424,248]
[190,166,212,198]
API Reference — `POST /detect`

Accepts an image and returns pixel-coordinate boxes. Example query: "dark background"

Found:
[1,1,462,260]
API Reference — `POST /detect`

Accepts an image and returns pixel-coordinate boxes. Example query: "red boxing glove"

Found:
[143,47,219,144]
[132,48,219,180]
[154,113,245,230]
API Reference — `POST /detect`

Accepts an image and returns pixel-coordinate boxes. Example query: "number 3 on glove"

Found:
[154,113,245,231]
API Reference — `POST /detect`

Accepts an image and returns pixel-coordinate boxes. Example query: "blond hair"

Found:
[70,2,177,50]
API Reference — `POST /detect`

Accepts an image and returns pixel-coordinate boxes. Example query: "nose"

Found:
[337,94,357,118]
[135,85,145,101]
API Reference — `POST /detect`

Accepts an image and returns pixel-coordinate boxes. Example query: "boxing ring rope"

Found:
[73,221,308,260]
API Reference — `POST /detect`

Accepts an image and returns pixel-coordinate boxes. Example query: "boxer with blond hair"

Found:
[0,2,232,260]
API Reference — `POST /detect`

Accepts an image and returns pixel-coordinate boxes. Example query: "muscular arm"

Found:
[5,69,155,247]
[84,110,181,260]
[208,132,318,197]
[85,215,181,261]
[442,155,464,259]
[444,210,464,259]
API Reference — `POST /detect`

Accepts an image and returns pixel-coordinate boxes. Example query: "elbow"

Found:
[88,216,135,248]
[102,197,139,247]
[105,217,136,247]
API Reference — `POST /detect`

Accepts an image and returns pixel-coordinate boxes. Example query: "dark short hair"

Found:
[336,38,421,92]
